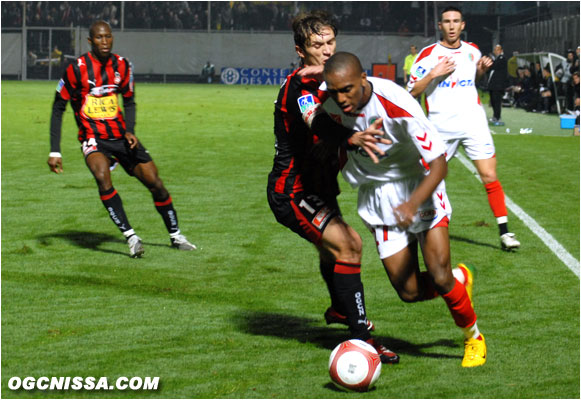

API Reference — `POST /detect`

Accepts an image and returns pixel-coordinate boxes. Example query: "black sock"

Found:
[499,222,509,236]
[333,261,371,341]
[99,187,132,234]
[320,260,344,314]
[154,196,179,234]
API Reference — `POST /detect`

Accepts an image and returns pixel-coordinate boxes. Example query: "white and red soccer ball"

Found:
[328,339,382,392]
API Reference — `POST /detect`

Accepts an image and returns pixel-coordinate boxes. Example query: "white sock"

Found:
[123,229,136,238]
[452,267,466,285]
[462,321,481,340]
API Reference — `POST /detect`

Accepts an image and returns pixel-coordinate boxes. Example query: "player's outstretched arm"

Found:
[347,118,391,164]
[409,56,456,98]
[48,96,68,174]
[394,155,447,228]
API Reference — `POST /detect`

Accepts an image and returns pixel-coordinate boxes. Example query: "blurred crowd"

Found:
[504,48,580,114]
[2,1,429,33]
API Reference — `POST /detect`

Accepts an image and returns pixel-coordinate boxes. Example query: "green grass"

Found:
[1,81,579,398]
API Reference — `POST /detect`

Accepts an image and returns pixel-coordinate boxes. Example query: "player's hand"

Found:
[348,118,392,164]
[394,202,416,229]
[430,56,456,79]
[477,56,493,74]
[297,65,324,80]
[125,132,139,149]
[47,156,63,174]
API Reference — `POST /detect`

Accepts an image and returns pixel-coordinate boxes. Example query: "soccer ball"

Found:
[328,339,382,392]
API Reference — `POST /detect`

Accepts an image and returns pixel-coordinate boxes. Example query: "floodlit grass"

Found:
[1,81,579,398]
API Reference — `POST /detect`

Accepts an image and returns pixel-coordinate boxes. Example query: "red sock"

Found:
[484,180,507,218]
[441,279,476,328]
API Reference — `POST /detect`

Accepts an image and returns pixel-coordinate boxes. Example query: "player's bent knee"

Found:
[397,289,422,303]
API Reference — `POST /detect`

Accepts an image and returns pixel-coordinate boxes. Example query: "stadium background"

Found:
[2,1,579,83]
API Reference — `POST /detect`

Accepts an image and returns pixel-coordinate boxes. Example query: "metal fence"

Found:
[503,15,580,56]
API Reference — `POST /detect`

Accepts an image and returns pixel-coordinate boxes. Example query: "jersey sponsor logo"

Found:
[89,84,118,96]
[419,209,437,221]
[82,93,119,119]
[56,79,65,93]
[415,66,426,78]
[297,94,316,113]
[438,79,474,88]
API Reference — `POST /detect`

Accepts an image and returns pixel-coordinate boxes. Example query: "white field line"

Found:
[455,153,580,278]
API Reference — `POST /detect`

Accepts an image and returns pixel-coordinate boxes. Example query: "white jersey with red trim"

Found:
[321,77,446,187]
[407,41,489,139]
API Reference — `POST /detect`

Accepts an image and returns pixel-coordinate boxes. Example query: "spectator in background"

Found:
[50,45,62,66]
[537,66,555,114]
[201,61,215,83]
[488,44,508,126]
[573,71,580,125]
[562,50,576,111]
[403,45,418,84]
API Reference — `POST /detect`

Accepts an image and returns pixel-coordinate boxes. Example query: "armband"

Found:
[49,152,62,158]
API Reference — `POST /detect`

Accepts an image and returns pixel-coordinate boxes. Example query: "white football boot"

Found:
[500,232,520,251]
[170,233,197,251]
[127,235,145,258]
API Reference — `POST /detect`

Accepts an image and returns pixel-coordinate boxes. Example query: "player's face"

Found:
[296,26,336,67]
[325,67,368,114]
[89,24,114,60]
[439,11,464,46]
[410,46,417,55]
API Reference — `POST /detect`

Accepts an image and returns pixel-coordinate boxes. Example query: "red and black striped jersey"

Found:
[51,52,135,150]
[267,67,354,199]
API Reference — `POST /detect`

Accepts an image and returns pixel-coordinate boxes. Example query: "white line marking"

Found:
[455,153,580,278]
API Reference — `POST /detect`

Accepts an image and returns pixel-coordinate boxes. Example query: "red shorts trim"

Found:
[433,216,449,229]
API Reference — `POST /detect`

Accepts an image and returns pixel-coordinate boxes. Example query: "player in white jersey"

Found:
[407,6,520,251]
[321,52,487,368]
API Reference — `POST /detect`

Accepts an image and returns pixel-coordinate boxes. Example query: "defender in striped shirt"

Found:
[48,20,195,257]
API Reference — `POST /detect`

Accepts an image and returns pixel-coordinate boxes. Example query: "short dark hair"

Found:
[292,10,338,50]
[440,6,463,21]
[89,20,111,38]
[323,52,363,77]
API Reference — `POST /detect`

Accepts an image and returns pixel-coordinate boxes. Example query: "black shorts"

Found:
[81,138,153,176]
[267,190,341,245]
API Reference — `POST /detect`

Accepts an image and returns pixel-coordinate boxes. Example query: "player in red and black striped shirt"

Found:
[47,20,196,257]
[266,11,398,363]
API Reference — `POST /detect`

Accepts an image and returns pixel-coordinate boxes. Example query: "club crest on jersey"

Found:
[298,94,316,113]
[89,84,118,96]
[114,72,121,84]
[468,53,474,62]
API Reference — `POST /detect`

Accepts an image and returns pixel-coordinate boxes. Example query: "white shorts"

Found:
[358,177,452,259]
[443,129,496,161]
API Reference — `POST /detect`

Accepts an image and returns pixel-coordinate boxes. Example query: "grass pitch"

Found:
[1,81,579,398]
